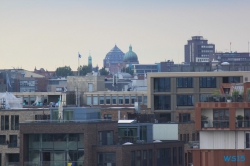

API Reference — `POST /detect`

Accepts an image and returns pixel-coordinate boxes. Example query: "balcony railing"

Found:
[6,162,20,166]
[201,120,229,128]
[24,161,83,166]
[200,95,245,103]
[236,120,250,128]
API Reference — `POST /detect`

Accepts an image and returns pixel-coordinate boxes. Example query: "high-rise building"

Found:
[184,36,215,63]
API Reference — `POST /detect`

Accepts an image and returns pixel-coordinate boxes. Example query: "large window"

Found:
[131,151,135,166]
[125,96,130,104]
[179,113,191,122]
[98,153,116,166]
[213,109,229,128]
[1,115,9,130]
[93,96,98,105]
[9,135,18,147]
[106,96,111,105]
[118,96,123,104]
[154,78,171,92]
[137,150,141,166]
[143,96,147,105]
[87,96,92,105]
[104,114,112,120]
[173,148,177,165]
[99,131,113,145]
[245,109,250,127]
[157,148,171,166]
[223,76,240,83]
[131,96,135,104]
[99,96,104,105]
[178,147,183,165]
[112,96,117,105]
[143,150,147,166]
[148,150,153,165]
[177,95,194,106]
[177,78,193,88]
[11,115,19,130]
[0,135,6,144]
[246,133,250,148]
[199,77,216,88]
[154,95,171,110]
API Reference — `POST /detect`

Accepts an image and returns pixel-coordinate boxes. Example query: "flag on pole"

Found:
[78,53,81,58]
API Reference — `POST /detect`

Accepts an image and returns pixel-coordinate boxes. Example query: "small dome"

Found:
[123,45,138,63]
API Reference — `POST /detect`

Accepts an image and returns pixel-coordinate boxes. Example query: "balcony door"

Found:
[213,110,229,128]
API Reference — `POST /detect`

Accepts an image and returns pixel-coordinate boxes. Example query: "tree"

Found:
[78,65,92,76]
[55,66,73,77]
[99,67,109,76]
[121,67,134,75]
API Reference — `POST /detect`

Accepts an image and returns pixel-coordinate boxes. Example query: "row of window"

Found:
[180,133,199,142]
[154,76,241,91]
[131,148,183,166]
[1,115,19,131]
[87,96,147,105]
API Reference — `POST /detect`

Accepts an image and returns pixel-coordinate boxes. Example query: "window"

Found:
[245,109,250,127]
[106,96,110,105]
[125,96,129,104]
[35,114,50,120]
[154,78,171,92]
[187,134,189,142]
[93,96,98,105]
[177,77,193,88]
[148,150,153,165]
[104,114,112,120]
[213,109,229,128]
[9,135,18,147]
[138,96,142,103]
[131,151,135,166]
[0,135,6,144]
[11,115,19,130]
[157,148,171,166]
[183,134,186,143]
[173,148,177,165]
[192,133,195,141]
[199,77,216,88]
[98,153,116,166]
[1,115,9,130]
[223,76,241,83]
[143,96,147,105]
[154,95,171,110]
[177,95,194,106]
[112,96,117,105]
[99,131,113,145]
[137,150,141,166]
[178,147,183,164]
[118,96,123,104]
[143,150,147,166]
[131,96,135,104]
[196,132,199,141]
[87,96,92,105]
[68,150,84,162]
[99,96,104,105]
[179,113,191,122]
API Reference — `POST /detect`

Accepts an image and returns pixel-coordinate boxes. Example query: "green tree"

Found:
[78,65,92,76]
[121,67,134,75]
[99,67,109,76]
[55,66,73,77]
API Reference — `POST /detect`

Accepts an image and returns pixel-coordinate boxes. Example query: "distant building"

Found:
[185,36,215,63]
[210,52,250,64]
[123,45,139,66]
[160,60,175,72]
[103,45,125,74]
[130,64,158,75]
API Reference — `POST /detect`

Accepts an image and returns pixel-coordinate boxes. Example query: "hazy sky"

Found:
[1,0,250,71]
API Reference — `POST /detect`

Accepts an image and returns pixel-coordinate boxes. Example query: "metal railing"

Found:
[236,120,250,128]
[23,119,112,124]
[24,161,83,166]
[201,120,229,128]
[200,94,245,103]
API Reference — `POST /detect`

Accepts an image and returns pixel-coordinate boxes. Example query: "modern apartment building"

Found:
[187,82,250,166]
[184,36,215,63]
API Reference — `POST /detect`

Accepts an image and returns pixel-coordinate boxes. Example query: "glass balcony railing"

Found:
[24,161,84,166]
[201,120,229,128]
[236,120,250,128]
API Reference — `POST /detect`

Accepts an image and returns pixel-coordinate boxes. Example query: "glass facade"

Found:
[199,77,216,88]
[154,95,171,110]
[28,133,84,165]
[177,77,193,88]
[177,95,194,106]
[154,78,171,92]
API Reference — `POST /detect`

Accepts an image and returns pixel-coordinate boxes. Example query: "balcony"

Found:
[24,161,83,166]
[201,120,229,128]
[200,94,245,103]
[236,120,250,128]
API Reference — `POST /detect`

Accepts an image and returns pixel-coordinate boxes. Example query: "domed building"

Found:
[103,45,125,74]
[123,45,139,65]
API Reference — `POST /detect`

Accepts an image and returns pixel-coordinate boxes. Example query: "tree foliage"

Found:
[78,65,92,76]
[99,67,109,76]
[121,67,134,75]
[55,66,73,77]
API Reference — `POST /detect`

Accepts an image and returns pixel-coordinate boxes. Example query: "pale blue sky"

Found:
[0,0,250,71]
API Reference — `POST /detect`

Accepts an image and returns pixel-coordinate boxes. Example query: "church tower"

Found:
[88,54,92,68]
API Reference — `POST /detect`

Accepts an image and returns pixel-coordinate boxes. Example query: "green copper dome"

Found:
[123,45,138,63]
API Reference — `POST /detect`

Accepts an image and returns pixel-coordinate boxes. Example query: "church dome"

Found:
[123,45,138,62]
